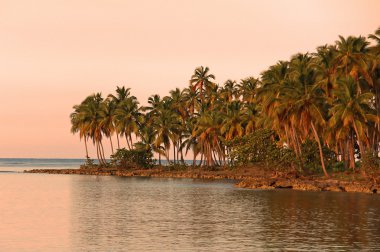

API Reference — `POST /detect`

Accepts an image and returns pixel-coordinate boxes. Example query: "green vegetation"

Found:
[71,27,380,176]
[111,147,155,169]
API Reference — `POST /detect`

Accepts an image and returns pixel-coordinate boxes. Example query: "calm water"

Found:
[1,160,380,251]
[0,158,195,172]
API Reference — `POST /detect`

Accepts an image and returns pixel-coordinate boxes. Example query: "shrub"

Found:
[111,148,155,169]
[227,129,296,171]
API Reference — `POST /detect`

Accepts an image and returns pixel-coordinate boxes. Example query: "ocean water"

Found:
[1,159,380,251]
[0,158,198,173]
[0,158,85,172]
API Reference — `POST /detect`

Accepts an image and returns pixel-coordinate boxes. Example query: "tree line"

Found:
[71,27,380,176]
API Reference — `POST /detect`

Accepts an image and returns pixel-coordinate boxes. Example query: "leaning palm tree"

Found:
[70,104,89,159]
[80,93,107,165]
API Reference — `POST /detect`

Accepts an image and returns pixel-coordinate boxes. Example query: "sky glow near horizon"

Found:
[0,0,379,158]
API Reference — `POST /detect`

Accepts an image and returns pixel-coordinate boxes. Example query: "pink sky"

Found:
[0,0,379,158]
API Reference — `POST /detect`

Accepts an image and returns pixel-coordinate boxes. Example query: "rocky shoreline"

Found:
[25,167,379,194]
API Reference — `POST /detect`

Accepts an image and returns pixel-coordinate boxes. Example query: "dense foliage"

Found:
[71,27,380,175]
[111,148,155,169]
[227,129,295,170]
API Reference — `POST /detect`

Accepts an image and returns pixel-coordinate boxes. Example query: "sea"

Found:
[1,158,380,251]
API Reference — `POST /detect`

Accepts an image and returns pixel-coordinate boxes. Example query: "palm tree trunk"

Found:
[198,153,203,167]
[349,135,356,170]
[95,141,102,166]
[344,140,350,170]
[311,122,329,177]
[125,133,131,150]
[291,125,304,171]
[353,122,365,158]
[173,145,176,164]
[100,140,107,165]
[179,140,185,164]
[165,148,170,163]
[84,136,89,158]
[129,134,133,147]
[116,134,120,149]
[193,152,197,167]
[110,136,114,155]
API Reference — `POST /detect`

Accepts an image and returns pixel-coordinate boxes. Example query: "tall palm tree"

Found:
[192,111,224,166]
[237,77,260,104]
[283,53,329,176]
[329,77,378,169]
[114,96,142,150]
[70,104,89,159]
[221,101,245,141]
[108,86,133,149]
[220,79,237,103]
[190,66,215,101]
[99,99,117,154]
[334,35,372,86]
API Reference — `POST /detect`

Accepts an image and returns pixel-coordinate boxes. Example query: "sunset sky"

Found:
[0,0,379,158]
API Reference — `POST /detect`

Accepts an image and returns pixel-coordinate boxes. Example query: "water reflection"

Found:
[69,176,380,251]
[1,174,380,251]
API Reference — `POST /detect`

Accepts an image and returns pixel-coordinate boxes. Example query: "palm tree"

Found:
[190,66,215,101]
[70,104,89,159]
[220,79,237,103]
[283,53,329,176]
[99,99,117,154]
[108,86,133,149]
[192,111,224,166]
[114,96,142,150]
[313,45,338,97]
[329,77,378,169]
[182,87,200,116]
[152,109,181,163]
[221,101,245,141]
[334,35,372,86]
[80,93,107,165]
[237,77,260,104]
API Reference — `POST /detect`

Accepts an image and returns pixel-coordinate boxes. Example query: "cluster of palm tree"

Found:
[71,27,380,176]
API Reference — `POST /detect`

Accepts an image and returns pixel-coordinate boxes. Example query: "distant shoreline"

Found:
[25,166,379,195]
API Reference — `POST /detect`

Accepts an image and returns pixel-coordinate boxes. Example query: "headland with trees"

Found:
[28,27,380,193]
